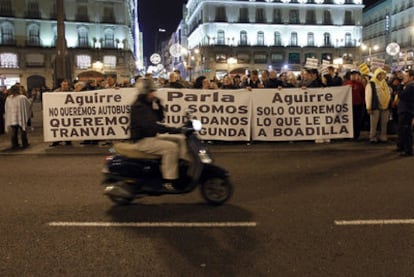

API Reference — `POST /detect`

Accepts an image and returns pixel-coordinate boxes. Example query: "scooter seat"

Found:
[113,142,161,159]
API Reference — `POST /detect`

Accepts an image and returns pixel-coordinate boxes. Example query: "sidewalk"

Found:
[0,101,399,156]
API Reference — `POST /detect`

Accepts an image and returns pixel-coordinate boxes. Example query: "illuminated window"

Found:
[240,31,248,46]
[27,24,40,46]
[217,30,225,45]
[345,33,352,46]
[1,22,14,45]
[76,55,91,69]
[0,52,18,68]
[290,32,298,46]
[324,32,331,47]
[103,29,114,48]
[307,32,314,46]
[257,31,264,46]
[274,32,282,46]
[78,26,89,47]
[103,55,116,68]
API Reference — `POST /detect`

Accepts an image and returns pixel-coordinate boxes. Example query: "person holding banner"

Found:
[266,70,283,88]
[365,68,391,143]
[343,71,365,140]
[50,79,73,147]
[130,79,189,191]
[243,70,264,91]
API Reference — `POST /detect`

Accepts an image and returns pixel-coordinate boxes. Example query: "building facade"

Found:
[171,0,364,80]
[0,0,140,90]
[363,0,414,70]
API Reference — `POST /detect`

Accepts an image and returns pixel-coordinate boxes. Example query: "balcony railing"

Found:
[75,14,90,22]
[101,16,116,24]
[26,38,41,47]
[25,11,41,19]
[0,38,16,46]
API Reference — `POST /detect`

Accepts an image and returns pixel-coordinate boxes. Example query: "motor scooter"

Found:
[102,118,233,205]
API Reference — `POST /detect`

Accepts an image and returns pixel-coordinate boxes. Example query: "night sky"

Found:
[138,0,187,59]
[139,0,379,59]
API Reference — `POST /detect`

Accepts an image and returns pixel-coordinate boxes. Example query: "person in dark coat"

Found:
[130,79,189,190]
[307,69,324,88]
[396,70,414,156]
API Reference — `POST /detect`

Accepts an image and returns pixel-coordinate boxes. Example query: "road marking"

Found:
[335,219,414,226]
[48,221,257,228]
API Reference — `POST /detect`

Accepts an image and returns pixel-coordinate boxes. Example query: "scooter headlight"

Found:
[198,150,212,164]
[191,119,202,131]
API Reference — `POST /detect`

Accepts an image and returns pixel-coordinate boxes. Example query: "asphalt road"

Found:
[1,147,414,276]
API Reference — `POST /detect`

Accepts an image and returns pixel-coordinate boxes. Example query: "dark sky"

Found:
[139,0,187,59]
[138,0,378,59]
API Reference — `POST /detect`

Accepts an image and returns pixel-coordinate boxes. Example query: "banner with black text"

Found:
[157,89,252,141]
[43,87,352,142]
[43,88,137,142]
[252,86,353,141]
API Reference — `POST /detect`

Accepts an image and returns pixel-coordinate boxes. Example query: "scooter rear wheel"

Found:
[201,177,233,205]
[107,195,134,205]
[103,181,135,205]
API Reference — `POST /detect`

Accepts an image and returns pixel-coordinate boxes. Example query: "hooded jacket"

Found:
[365,68,391,111]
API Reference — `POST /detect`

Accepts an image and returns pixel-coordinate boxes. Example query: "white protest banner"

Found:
[252,87,353,141]
[43,87,352,143]
[305,57,319,69]
[370,58,385,71]
[43,88,137,142]
[157,88,252,141]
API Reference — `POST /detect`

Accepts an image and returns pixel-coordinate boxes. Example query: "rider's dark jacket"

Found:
[130,94,180,141]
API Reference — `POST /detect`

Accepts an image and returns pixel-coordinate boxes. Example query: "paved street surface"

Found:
[1,101,414,276]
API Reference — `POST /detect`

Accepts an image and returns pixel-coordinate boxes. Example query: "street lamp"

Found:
[361,43,379,65]
[227,56,237,74]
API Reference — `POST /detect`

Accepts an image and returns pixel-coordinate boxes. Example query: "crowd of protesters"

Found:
[1,66,414,156]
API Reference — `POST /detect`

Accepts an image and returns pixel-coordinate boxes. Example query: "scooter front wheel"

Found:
[200,177,233,205]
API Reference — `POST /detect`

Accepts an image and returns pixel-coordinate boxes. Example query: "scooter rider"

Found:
[130,78,190,190]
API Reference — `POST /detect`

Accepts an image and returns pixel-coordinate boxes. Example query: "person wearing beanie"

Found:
[130,79,190,191]
[365,68,392,143]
